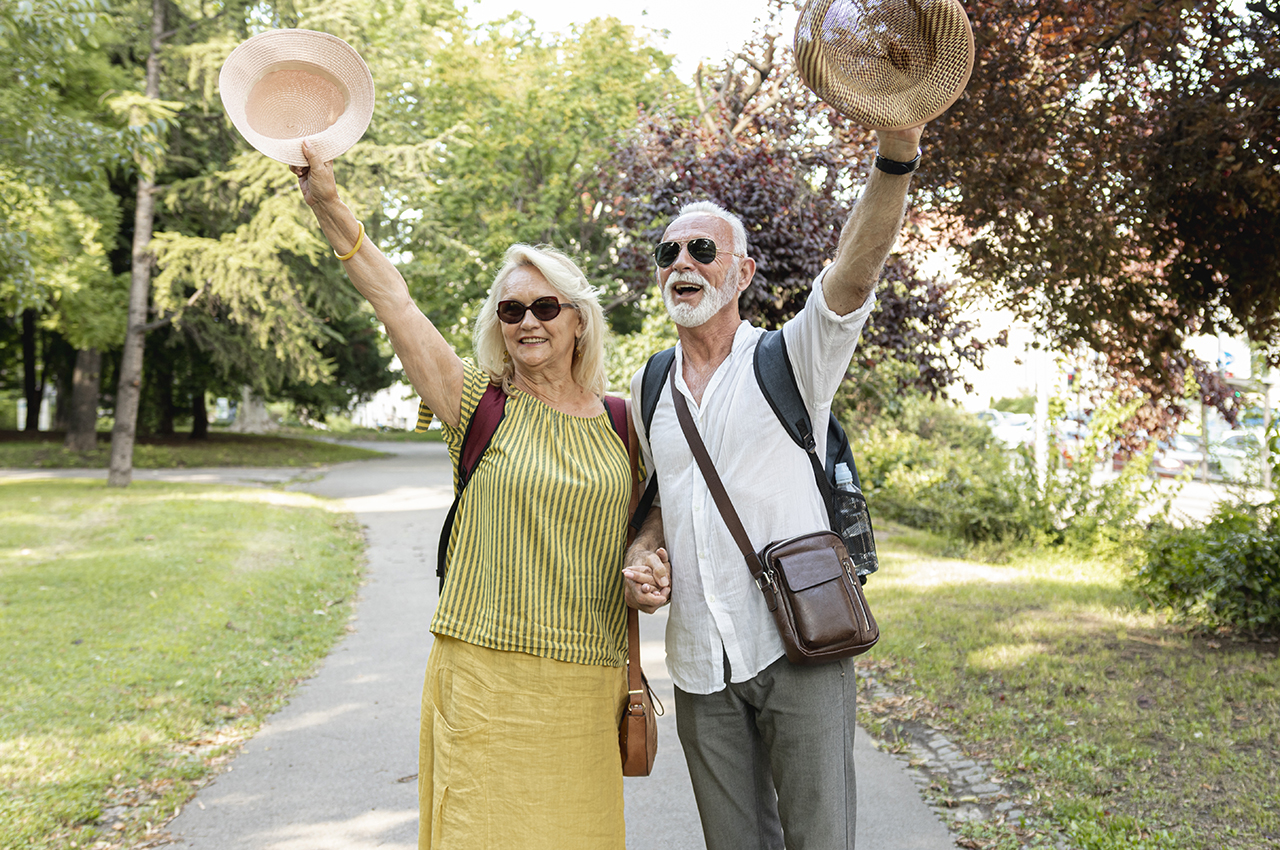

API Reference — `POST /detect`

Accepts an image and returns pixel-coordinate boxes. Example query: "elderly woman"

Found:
[292,142,669,849]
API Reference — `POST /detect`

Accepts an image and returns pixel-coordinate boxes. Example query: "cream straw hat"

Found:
[794,0,974,130]
[219,29,375,166]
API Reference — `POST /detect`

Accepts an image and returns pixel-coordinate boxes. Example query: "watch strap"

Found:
[874,150,922,175]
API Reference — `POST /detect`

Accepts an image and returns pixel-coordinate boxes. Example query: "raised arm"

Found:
[293,141,466,428]
[822,125,925,316]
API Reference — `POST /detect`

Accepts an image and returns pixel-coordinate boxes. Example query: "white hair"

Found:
[673,200,749,255]
[473,244,609,397]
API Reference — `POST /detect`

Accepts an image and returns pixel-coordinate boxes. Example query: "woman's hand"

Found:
[290,140,339,209]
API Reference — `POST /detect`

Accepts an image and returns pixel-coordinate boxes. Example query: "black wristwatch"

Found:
[874,150,922,175]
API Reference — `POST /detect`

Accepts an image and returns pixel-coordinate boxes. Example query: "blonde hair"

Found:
[473,244,609,397]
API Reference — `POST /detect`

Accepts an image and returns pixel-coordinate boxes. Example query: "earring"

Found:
[502,350,510,363]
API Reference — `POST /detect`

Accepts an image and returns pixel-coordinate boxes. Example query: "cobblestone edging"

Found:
[857,669,1073,850]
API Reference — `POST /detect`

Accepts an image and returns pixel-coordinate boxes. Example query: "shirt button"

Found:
[708,594,716,603]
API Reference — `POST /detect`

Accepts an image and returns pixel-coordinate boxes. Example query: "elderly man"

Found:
[622,125,924,850]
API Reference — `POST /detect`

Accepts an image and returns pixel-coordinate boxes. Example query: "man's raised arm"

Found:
[822,125,926,316]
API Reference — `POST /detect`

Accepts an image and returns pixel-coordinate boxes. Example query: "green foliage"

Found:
[0,479,366,847]
[992,395,1034,415]
[854,393,1155,558]
[606,290,677,393]
[372,14,681,344]
[1132,501,1280,634]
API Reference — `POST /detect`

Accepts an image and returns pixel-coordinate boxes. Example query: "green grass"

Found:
[273,422,444,443]
[0,430,390,469]
[0,479,367,849]
[858,524,1280,850]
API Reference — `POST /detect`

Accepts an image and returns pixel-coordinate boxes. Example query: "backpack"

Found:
[634,329,877,580]
[436,385,630,590]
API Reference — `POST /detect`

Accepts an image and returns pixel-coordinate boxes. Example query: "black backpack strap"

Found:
[753,329,839,528]
[632,347,675,532]
[640,347,676,434]
[437,384,506,591]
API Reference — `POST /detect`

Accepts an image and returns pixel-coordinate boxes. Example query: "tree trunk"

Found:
[228,386,275,433]
[107,0,164,487]
[22,309,39,431]
[191,387,209,440]
[65,348,102,452]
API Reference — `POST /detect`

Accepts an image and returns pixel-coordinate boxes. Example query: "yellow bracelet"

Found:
[334,221,364,261]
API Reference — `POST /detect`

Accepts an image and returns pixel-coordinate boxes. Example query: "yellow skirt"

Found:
[419,635,627,850]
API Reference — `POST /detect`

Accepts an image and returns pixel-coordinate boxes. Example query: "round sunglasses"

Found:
[496,296,577,324]
[653,238,746,269]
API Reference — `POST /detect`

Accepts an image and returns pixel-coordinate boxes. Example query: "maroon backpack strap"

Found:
[438,383,507,590]
[458,383,508,484]
[603,395,629,453]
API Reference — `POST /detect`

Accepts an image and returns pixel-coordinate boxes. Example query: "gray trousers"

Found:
[674,653,858,850]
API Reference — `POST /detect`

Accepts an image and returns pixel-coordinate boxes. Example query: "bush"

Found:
[853,395,1154,559]
[1132,502,1280,634]
[0,397,17,430]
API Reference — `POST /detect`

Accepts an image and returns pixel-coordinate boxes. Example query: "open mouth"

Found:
[673,282,704,296]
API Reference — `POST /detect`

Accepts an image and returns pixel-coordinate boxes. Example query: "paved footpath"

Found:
[6,442,958,849]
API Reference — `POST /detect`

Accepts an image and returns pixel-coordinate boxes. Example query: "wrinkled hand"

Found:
[623,547,670,614]
[290,140,339,208]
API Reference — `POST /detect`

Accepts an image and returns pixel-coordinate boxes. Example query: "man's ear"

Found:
[736,258,757,292]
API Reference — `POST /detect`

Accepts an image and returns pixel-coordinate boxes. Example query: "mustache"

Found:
[665,270,709,289]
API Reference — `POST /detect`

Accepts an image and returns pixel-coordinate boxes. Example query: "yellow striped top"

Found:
[417,363,630,667]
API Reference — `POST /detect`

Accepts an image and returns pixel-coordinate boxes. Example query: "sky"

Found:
[462,0,790,79]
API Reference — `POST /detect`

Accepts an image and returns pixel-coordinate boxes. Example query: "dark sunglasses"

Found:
[496,296,576,324]
[653,238,745,269]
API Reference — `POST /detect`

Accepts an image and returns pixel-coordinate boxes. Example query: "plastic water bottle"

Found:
[834,462,878,579]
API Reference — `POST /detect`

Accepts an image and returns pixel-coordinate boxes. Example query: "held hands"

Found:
[290,140,339,209]
[623,547,671,614]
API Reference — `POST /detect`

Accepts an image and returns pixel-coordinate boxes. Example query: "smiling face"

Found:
[498,266,582,378]
[658,214,748,330]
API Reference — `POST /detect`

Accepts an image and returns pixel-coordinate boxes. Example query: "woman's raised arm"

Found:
[293,141,465,428]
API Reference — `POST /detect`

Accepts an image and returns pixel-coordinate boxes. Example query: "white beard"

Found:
[662,266,738,328]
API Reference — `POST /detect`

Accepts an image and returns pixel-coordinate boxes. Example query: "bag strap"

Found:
[667,367,767,581]
[631,347,675,532]
[754,329,840,528]
[624,402,645,710]
[436,384,507,590]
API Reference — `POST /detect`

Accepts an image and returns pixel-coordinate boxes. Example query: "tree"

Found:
[355,13,683,345]
[1,0,129,443]
[916,0,1280,434]
[592,10,1002,410]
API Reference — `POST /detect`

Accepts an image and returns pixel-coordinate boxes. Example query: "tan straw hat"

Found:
[794,0,974,130]
[219,29,375,166]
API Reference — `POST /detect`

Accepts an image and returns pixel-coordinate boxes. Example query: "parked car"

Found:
[1152,435,1207,478]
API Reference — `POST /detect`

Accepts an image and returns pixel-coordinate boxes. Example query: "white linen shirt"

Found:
[630,270,874,694]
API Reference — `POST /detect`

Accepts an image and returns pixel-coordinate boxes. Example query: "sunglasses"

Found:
[496,297,577,324]
[653,238,745,269]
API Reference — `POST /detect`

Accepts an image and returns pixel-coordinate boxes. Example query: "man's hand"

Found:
[873,124,925,163]
[623,547,671,614]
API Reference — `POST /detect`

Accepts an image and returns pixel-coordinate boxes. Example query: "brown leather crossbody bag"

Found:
[670,369,879,665]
